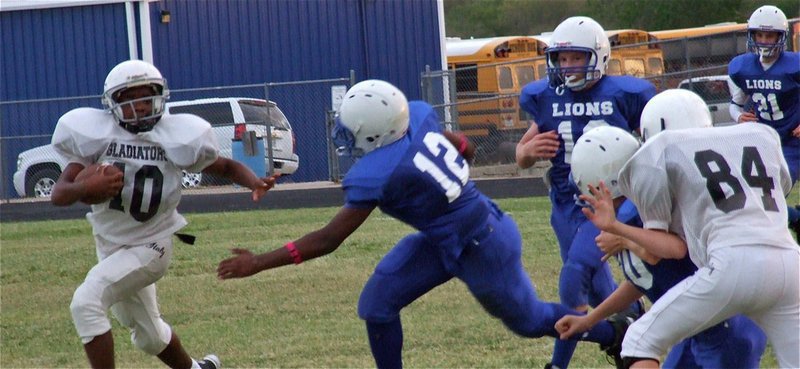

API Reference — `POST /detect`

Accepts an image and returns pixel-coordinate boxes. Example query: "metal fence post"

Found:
[263,83,275,176]
[325,110,340,182]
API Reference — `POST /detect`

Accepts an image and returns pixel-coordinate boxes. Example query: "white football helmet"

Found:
[102,59,169,133]
[746,5,788,59]
[332,79,409,156]
[545,16,610,93]
[571,126,640,199]
[640,89,712,142]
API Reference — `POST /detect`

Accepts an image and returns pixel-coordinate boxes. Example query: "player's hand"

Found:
[251,173,280,201]
[217,248,259,279]
[597,231,624,261]
[82,166,124,199]
[555,314,592,340]
[579,181,617,232]
[522,130,560,161]
[737,112,757,123]
[792,124,800,138]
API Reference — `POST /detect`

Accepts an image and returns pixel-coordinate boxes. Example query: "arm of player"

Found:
[217,206,374,279]
[580,181,687,260]
[555,281,644,340]
[597,232,660,265]
[727,78,756,123]
[442,130,476,163]
[51,162,123,206]
[202,157,279,201]
[515,122,560,169]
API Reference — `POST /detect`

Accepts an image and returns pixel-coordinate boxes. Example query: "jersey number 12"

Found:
[413,132,469,203]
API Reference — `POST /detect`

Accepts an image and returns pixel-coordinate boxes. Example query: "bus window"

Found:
[607,59,622,76]
[623,58,646,77]
[498,66,514,90]
[648,57,664,75]
[536,62,547,80]
[515,65,536,87]
[455,64,478,92]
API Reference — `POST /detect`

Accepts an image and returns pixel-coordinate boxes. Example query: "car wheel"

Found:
[26,168,61,198]
[182,171,202,188]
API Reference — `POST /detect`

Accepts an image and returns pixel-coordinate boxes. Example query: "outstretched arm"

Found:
[217,206,374,279]
[555,281,644,339]
[203,157,279,201]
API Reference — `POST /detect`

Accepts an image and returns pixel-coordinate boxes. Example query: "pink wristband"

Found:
[457,133,468,154]
[285,242,303,264]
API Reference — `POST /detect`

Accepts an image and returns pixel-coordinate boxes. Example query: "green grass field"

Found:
[1,195,790,368]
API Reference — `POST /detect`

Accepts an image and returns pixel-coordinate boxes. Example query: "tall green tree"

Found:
[444,0,799,37]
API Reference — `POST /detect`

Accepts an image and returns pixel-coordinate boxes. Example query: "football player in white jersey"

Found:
[50,59,278,369]
[576,94,800,368]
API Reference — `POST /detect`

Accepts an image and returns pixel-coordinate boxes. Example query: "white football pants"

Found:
[70,234,173,355]
[621,244,800,368]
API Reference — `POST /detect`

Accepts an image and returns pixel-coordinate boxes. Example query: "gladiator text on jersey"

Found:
[105,142,168,162]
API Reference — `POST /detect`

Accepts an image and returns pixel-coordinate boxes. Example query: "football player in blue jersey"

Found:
[728,5,800,234]
[556,91,767,369]
[515,16,656,368]
[217,80,628,368]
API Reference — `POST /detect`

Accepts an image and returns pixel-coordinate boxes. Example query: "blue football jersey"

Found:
[342,101,493,259]
[729,52,800,148]
[615,200,697,303]
[520,76,655,202]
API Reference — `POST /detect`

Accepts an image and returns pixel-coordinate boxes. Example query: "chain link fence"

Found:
[422,29,752,166]
[0,74,354,201]
[0,29,761,201]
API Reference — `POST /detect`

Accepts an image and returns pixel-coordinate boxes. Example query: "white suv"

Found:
[677,75,735,126]
[13,97,299,198]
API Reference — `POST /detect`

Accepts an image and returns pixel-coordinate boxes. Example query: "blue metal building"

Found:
[0,0,445,197]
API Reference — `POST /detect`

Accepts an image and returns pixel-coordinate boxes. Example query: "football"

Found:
[74,163,123,204]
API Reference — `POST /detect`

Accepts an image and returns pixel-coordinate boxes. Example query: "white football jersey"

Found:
[52,108,219,245]
[619,123,796,267]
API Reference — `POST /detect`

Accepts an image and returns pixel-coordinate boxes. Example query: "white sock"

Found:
[190,359,201,369]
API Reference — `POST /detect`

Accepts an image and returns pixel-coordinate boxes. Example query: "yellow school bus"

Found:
[650,18,799,70]
[446,36,547,160]
[605,29,665,78]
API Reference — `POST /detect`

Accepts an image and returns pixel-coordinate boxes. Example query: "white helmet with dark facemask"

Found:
[746,5,788,60]
[102,60,169,134]
[640,89,713,142]
[571,126,640,200]
[545,16,610,94]
[332,79,410,157]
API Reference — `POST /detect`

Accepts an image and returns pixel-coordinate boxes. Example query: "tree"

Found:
[444,0,799,37]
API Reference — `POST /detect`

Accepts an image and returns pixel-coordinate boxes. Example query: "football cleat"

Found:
[600,311,637,369]
[197,354,220,369]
